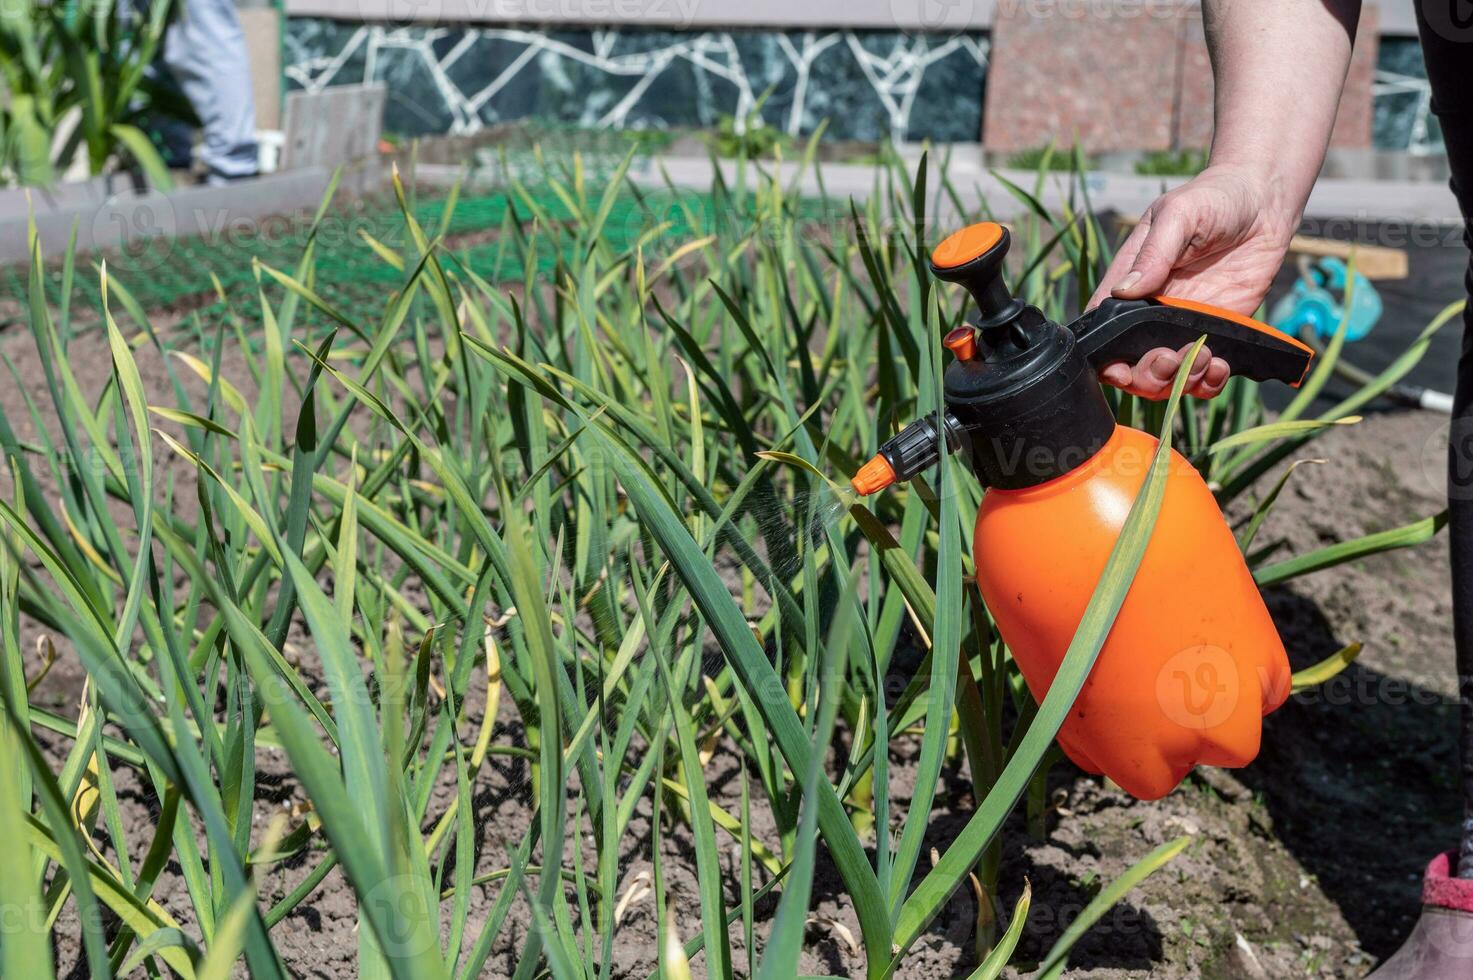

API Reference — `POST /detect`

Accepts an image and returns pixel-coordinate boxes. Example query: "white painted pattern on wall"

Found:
[284,22,991,142]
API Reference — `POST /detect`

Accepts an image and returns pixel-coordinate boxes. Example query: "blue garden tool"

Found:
[1270,255,1452,413]
[1269,256,1382,342]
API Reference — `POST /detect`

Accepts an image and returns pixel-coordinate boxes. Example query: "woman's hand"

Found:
[1090,164,1299,400]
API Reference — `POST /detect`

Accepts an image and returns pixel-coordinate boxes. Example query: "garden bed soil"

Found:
[2,320,1460,978]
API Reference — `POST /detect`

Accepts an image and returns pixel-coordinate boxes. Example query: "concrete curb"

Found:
[0,165,375,266]
[411,153,1465,227]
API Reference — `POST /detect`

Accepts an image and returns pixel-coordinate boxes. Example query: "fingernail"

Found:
[1114,271,1142,293]
[1149,355,1179,381]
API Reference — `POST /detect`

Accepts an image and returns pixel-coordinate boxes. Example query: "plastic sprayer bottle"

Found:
[852,222,1315,800]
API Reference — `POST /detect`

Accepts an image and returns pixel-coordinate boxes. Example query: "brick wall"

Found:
[982,1,1379,153]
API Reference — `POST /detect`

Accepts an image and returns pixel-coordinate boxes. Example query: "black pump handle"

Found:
[929,222,1024,328]
[1071,296,1315,388]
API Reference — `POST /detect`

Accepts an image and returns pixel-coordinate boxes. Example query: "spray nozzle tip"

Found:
[851,454,896,496]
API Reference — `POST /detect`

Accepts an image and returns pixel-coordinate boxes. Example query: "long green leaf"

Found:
[967,881,1029,980]
[1254,511,1447,586]
[581,417,892,970]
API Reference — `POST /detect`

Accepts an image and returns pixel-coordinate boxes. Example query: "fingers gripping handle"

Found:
[1073,296,1315,388]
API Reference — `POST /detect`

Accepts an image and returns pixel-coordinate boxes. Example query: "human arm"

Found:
[1092,0,1362,399]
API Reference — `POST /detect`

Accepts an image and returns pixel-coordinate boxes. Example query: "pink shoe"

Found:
[1365,852,1473,978]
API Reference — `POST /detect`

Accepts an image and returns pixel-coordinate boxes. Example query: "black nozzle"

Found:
[875,410,964,483]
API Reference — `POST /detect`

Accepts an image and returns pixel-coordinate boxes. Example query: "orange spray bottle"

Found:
[852,222,1314,800]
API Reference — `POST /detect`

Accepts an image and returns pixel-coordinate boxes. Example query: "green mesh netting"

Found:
[1,182,819,343]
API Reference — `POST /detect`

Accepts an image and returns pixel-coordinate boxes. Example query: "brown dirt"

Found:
[2,315,1460,978]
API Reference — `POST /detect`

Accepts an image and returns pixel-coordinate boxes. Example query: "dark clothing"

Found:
[1415,1,1473,878]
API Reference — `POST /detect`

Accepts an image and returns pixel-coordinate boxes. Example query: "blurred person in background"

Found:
[1093,2,1473,975]
[152,0,259,184]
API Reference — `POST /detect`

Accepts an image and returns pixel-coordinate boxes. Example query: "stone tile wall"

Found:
[284,21,990,143]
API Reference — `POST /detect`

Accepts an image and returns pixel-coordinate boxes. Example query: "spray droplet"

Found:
[806,485,857,542]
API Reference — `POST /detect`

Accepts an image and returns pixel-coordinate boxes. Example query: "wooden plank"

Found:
[240,7,282,131]
[281,84,387,172]
[1286,234,1408,280]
